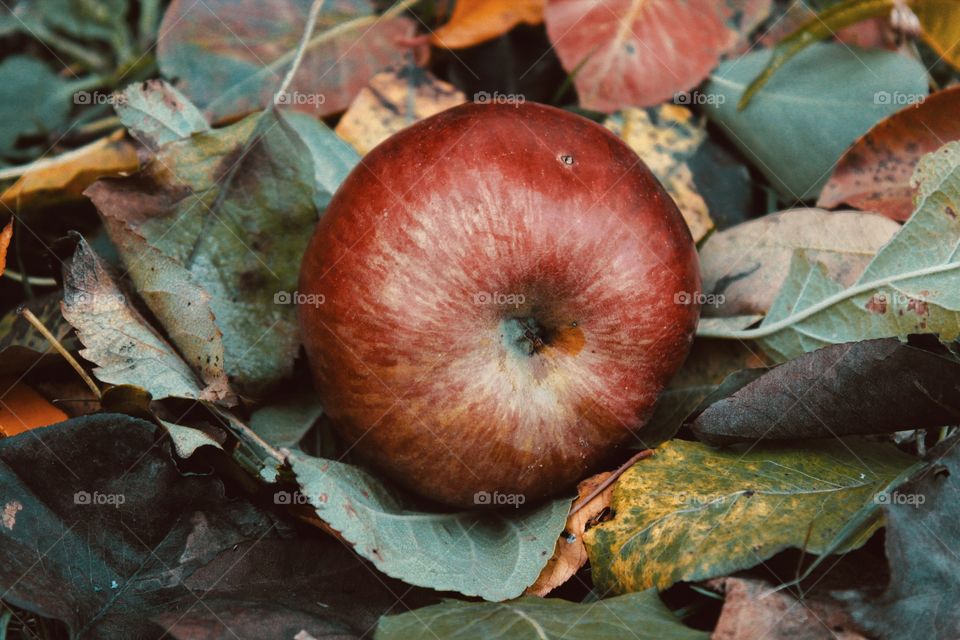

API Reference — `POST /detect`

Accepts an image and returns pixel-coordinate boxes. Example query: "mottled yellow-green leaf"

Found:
[584,439,918,593]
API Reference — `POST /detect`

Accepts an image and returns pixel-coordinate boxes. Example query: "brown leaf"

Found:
[0,219,11,278]
[709,577,867,640]
[430,0,544,49]
[700,208,899,316]
[525,472,613,596]
[544,0,766,111]
[335,67,466,155]
[0,376,67,437]
[0,131,139,211]
[818,86,960,221]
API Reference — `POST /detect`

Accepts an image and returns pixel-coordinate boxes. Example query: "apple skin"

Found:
[298,101,700,508]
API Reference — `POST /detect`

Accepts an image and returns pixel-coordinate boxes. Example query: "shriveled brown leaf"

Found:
[335,67,466,155]
[0,131,138,211]
[605,106,713,242]
[819,86,960,221]
[700,208,899,317]
[526,472,613,596]
[430,0,544,49]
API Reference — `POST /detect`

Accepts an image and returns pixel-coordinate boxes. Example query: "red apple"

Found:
[299,101,700,508]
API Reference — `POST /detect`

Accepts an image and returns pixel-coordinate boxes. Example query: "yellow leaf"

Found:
[335,67,466,156]
[0,376,68,437]
[430,0,545,49]
[914,0,960,69]
[1,130,139,211]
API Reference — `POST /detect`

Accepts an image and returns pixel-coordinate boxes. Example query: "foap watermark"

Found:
[874,490,925,508]
[274,291,325,307]
[473,291,525,307]
[74,490,126,507]
[274,91,326,107]
[274,490,310,505]
[674,291,724,308]
[474,91,525,107]
[74,91,127,106]
[674,90,726,106]
[874,91,925,106]
[474,490,525,508]
[865,291,928,315]
[71,291,126,306]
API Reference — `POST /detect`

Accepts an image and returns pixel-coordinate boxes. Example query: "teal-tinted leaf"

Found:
[703,43,928,201]
[14,0,134,59]
[160,419,222,458]
[156,0,415,122]
[61,237,204,401]
[0,56,73,159]
[115,79,210,150]
[375,589,708,639]
[288,452,570,600]
[86,110,318,395]
[249,390,323,448]
[284,111,359,211]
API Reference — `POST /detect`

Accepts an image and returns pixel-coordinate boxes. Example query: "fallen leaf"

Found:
[157,0,417,122]
[86,110,319,396]
[114,79,210,150]
[913,0,960,70]
[0,293,79,376]
[699,141,960,361]
[604,106,713,242]
[430,0,544,49]
[0,218,11,277]
[288,450,571,601]
[376,589,708,639]
[0,376,67,436]
[61,236,208,402]
[248,390,323,448]
[526,471,612,596]
[818,86,960,221]
[710,576,867,640]
[335,66,466,156]
[584,438,916,593]
[544,0,766,111]
[699,208,900,316]
[703,42,928,201]
[838,434,960,639]
[692,339,960,445]
[0,131,139,211]
[0,56,72,160]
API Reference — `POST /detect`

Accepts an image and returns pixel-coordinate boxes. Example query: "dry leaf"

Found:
[0,219,11,277]
[0,131,138,211]
[430,0,545,49]
[335,67,466,156]
[0,376,67,437]
[526,472,613,596]
[605,106,713,242]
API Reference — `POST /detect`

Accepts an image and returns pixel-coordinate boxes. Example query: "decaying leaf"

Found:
[544,0,767,111]
[430,0,545,48]
[376,589,708,639]
[0,218,11,277]
[0,376,67,437]
[913,0,960,70]
[288,451,571,601]
[819,86,960,221]
[692,338,960,445]
[700,141,960,361]
[584,438,916,593]
[526,471,612,596]
[114,79,210,150]
[157,0,417,121]
[700,208,900,316]
[0,131,139,211]
[248,389,323,448]
[604,106,713,242]
[335,66,466,156]
[61,237,207,402]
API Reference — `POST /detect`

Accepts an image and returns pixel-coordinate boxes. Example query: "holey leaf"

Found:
[699,141,960,362]
[584,439,917,594]
[86,110,318,395]
[287,452,570,601]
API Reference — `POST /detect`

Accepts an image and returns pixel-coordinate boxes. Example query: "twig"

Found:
[568,449,654,518]
[271,0,327,108]
[18,306,102,399]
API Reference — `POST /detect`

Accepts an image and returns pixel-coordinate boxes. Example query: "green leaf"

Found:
[584,438,917,593]
[284,111,359,211]
[699,141,960,361]
[0,56,73,160]
[115,79,210,150]
[703,43,928,201]
[288,451,570,600]
[249,390,323,448]
[160,419,222,458]
[86,110,319,395]
[375,590,708,639]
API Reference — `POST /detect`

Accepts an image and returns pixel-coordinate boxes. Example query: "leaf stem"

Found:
[568,449,653,518]
[18,306,102,399]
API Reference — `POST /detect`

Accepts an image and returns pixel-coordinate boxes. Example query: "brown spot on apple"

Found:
[548,324,586,356]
